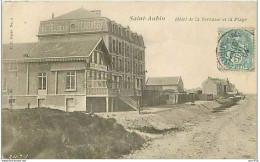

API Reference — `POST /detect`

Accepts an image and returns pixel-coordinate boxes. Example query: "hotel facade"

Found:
[2,8,146,112]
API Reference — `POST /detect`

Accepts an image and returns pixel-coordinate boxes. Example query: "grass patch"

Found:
[2,108,145,159]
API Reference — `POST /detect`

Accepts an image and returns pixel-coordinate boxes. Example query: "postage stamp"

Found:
[217,28,255,71]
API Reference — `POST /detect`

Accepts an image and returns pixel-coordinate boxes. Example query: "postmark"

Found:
[217,28,255,71]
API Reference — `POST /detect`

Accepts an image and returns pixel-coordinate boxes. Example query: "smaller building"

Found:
[202,77,237,98]
[146,76,184,92]
[144,76,186,105]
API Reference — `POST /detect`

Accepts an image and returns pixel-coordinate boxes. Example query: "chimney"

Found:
[90,10,101,16]
[52,13,54,19]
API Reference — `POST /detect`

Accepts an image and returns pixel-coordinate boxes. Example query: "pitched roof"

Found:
[3,36,103,60]
[146,76,181,86]
[2,43,37,59]
[205,77,228,85]
[48,8,100,21]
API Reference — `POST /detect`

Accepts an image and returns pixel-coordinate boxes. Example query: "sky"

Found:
[2,1,257,94]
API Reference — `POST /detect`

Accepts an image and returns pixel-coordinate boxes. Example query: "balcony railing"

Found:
[90,63,107,71]
[87,80,107,88]
[87,88,108,95]
[86,80,142,96]
[86,87,142,96]
[86,88,118,96]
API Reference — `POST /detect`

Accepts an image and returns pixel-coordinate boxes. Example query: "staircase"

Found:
[119,95,139,111]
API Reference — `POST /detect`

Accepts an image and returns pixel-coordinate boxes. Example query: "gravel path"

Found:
[125,95,257,159]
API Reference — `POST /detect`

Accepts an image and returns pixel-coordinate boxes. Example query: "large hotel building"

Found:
[2,8,146,112]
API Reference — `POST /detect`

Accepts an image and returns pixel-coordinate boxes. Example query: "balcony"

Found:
[90,63,107,71]
[86,87,141,97]
[86,80,142,96]
[119,89,142,96]
[86,88,118,96]
[86,80,117,96]
[87,88,108,96]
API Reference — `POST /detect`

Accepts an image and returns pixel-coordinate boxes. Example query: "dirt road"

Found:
[126,95,257,159]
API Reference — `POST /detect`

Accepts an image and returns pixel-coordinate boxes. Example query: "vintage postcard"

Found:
[1,1,257,160]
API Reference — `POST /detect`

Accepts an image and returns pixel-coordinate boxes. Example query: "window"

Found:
[129,62,132,73]
[116,40,118,53]
[97,52,101,64]
[130,45,132,57]
[38,73,47,90]
[112,57,116,69]
[119,42,122,54]
[119,27,121,36]
[112,24,115,33]
[137,79,140,88]
[119,59,122,70]
[133,49,136,59]
[70,24,75,29]
[94,52,97,64]
[9,98,16,105]
[100,54,104,65]
[125,61,128,72]
[115,25,118,34]
[109,36,112,52]
[125,45,128,57]
[101,72,105,80]
[127,77,130,89]
[113,40,116,52]
[2,77,7,91]
[9,63,18,71]
[122,43,125,56]
[113,76,118,89]
[87,70,92,79]
[38,99,46,107]
[92,70,96,80]
[66,71,76,90]
[98,71,101,80]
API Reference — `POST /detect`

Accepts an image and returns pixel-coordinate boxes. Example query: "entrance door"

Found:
[66,98,74,112]
[224,85,227,93]
[38,99,46,107]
